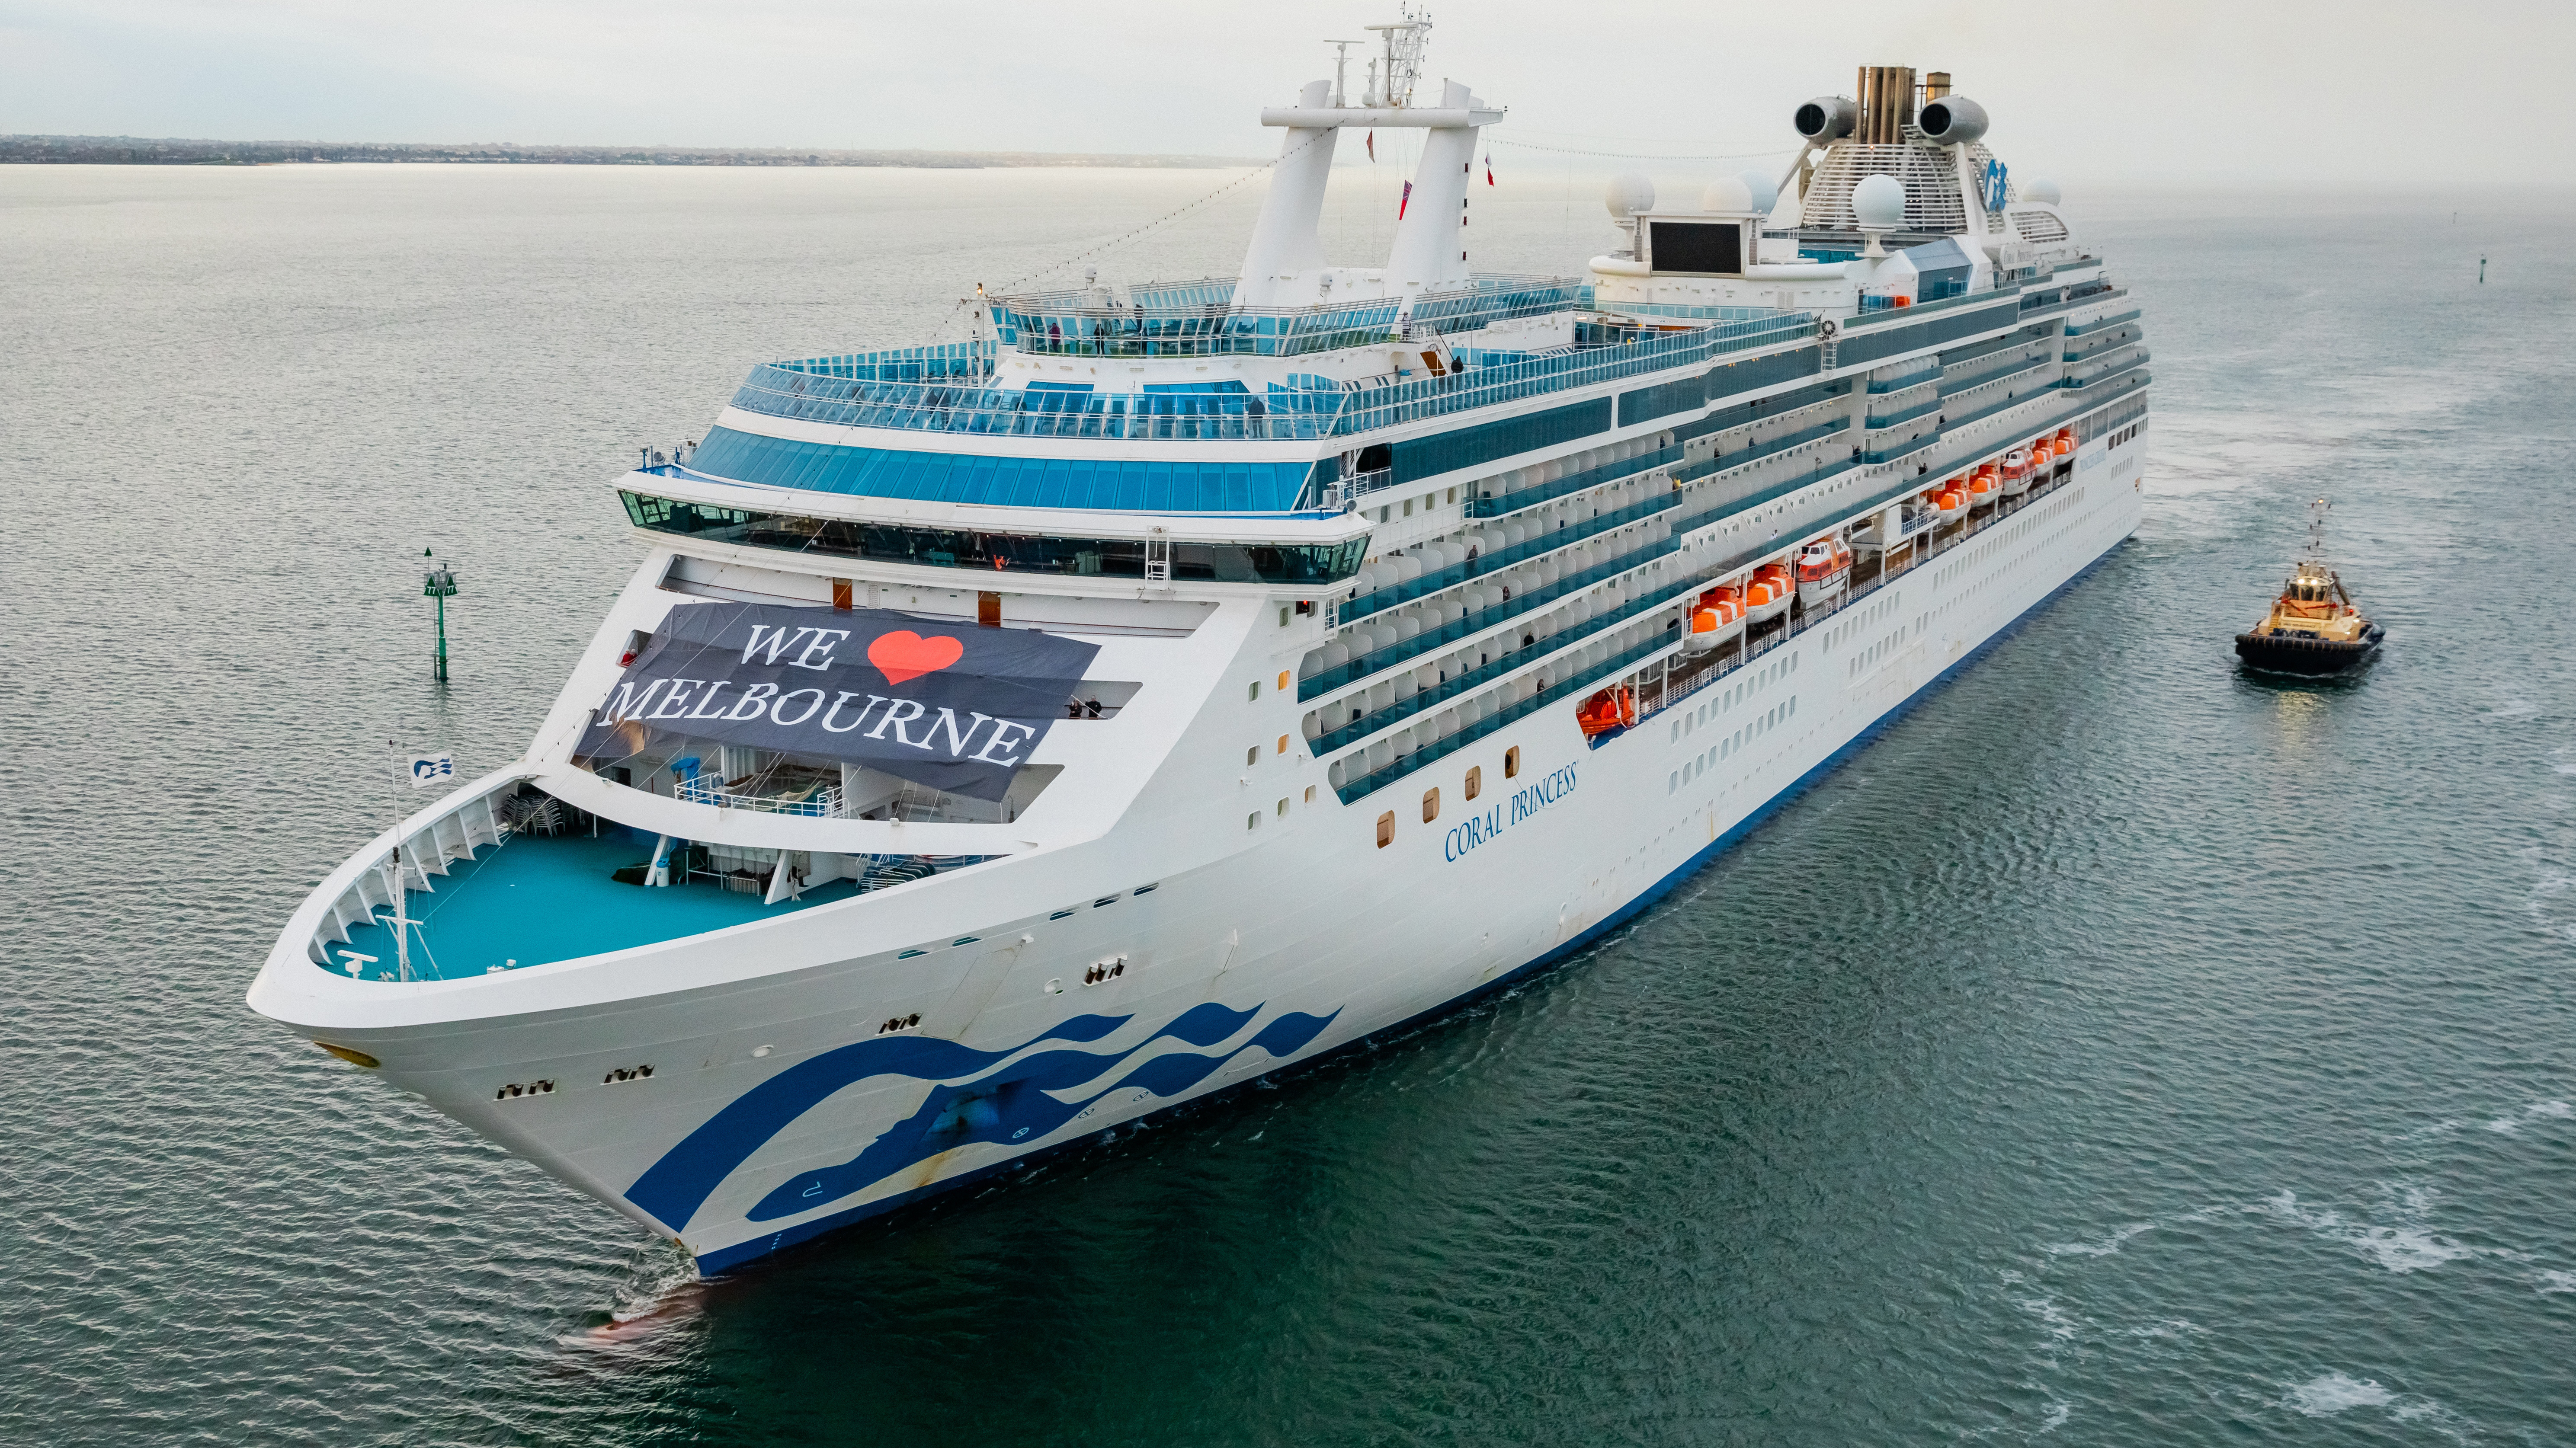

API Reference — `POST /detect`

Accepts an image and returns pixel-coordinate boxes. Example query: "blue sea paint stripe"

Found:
[625,1012,1131,1234]
[688,524,2136,1273]
[744,1007,1340,1223]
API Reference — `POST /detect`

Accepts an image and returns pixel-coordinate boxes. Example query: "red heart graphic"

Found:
[867,630,964,686]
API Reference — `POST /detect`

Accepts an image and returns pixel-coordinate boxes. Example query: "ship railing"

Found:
[728,311,1820,444]
[1338,490,1679,626]
[1314,467,1397,510]
[1631,463,2086,730]
[675,776,845,818]
[988,275,1583,359]
[1327,444,2108,802]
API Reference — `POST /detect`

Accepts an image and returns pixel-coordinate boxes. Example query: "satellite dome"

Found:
[1737,169,1779,214]
[1852,173,1906,230]
[1700,175,1755,213]
[2024,178,2062,205]
[1605,173,1656,220]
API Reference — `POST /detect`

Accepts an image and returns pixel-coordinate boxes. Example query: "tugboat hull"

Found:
[2233,626,2384,676]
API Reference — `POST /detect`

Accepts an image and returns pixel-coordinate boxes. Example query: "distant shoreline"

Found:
[0,135,1264,169]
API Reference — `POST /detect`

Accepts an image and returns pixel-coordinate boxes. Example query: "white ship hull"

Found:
[250,445,2142,1273]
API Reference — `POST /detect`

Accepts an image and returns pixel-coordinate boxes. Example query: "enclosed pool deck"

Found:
[325,832,860,981]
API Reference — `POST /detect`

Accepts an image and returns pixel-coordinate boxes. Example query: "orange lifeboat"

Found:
[1794,534,1854,608]
[2052,427,2076,460]
[1684,587,1744,654]
[1965,471,1999,511]
[1933,486,1967,525]
[1996,451,2031,499]
[1743,565,1795,625]
[1576,686,1637,737]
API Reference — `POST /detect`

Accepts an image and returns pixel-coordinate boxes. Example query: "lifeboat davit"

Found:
[1683,586,1745,654]
[1794,535,1853,608]
[1743,565,1794,625]
[1576,686,1639,737]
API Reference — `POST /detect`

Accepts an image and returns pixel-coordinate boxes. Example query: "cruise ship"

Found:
[249,32,2150,1275]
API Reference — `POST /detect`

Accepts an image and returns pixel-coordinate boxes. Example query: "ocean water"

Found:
[5,164,2575,1445]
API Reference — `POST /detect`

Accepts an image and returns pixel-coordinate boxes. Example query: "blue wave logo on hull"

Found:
[625,1001,1337,1234]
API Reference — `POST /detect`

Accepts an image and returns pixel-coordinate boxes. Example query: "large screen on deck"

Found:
[1647,221,1743,275]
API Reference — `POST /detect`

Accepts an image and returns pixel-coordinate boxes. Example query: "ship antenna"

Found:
[1326,38,1362,107]
[2306,495,2330,565]
[1363,5,1432,109]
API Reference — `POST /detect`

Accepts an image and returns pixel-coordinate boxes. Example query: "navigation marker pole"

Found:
[385,741,411,984]
[423,549,459,682]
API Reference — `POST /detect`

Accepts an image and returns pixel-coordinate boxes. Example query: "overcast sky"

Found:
[4,0,2570,185]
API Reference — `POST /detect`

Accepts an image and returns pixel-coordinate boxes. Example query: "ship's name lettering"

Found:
[1443,762,1578,863]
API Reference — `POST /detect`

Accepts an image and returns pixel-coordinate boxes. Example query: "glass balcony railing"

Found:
[1340,492,1679,623]
[1326,426,2124,805]
[1302,531,1679,701]
[2063,307,2142,338]
[726,310,1818,448]
[1467,441,1682,518]
[1314,566,1691,755]
[991,275,1581,360]
[1333,629,1680,805]
[1864,395,1943,431]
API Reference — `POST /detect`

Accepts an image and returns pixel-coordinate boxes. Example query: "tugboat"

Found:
[2235,497,2384,676]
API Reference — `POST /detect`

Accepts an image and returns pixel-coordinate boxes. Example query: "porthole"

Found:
[1376,812,1396,848]
[1505,747,1522,779]
[1464,766,1482,802]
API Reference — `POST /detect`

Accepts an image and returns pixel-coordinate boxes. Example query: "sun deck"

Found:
[324,832,860,982]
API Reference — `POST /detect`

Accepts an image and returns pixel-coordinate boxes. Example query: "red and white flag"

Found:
[1484,152,1495,186]
[1398,180,1413,219]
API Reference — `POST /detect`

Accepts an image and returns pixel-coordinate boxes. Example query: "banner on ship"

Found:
[578,602,1100,802]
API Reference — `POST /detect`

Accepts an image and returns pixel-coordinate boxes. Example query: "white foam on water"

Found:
[2284,1372,2393,1416]
[2483,1100,2570,1134]
[2127,1317,2202,1339]
[2037,1403,2070,1432]
[2016,1295,2079,1341]
[2351,1226,2479,1274]
[2254,1190,2488,1275]
[2535,1269,2576,1294]
[2043,1221,2156,1258]
[2493,698,2540,719]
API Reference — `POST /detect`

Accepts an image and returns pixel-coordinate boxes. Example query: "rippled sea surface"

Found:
[6,166,2574,1445]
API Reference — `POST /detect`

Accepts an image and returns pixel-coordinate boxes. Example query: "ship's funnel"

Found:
[1855,65,1916,144]
[1918,94,1987,146]
[1794,96,1856,142]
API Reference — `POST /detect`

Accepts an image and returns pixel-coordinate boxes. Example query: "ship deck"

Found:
[326,832,858,981]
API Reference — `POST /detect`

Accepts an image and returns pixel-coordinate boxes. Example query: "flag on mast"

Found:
[1484,152,1495,186]
[1398,180,1412,219]
[408,753,455,788]
[1365,130,1375,162]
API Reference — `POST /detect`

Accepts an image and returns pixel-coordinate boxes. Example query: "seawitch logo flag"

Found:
[407,754,455,788]
[579,603,1100,802]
